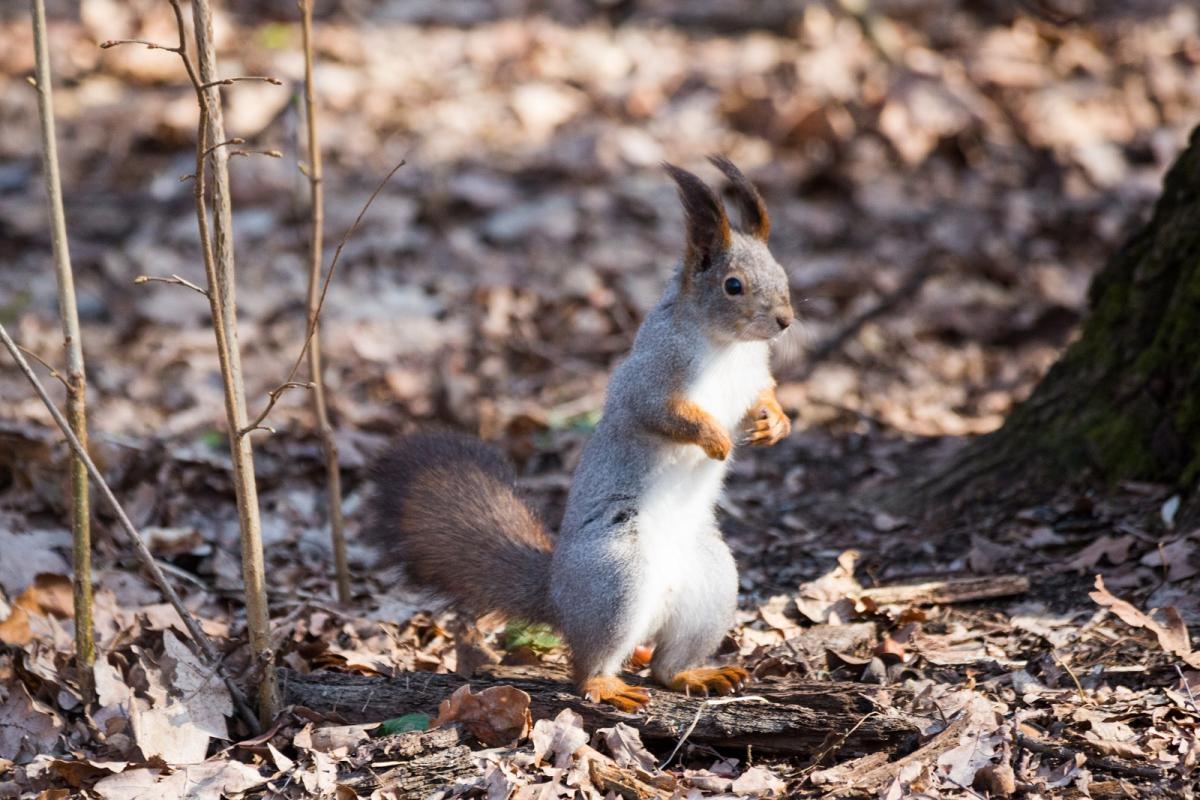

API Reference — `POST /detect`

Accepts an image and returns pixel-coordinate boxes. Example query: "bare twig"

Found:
[0,322,258,730]
[298,0,351,604]
[135,273,209,297]
[240,158,405,437]
[198,75,283,91]
[31,0,94,703]
[16,344,68,389]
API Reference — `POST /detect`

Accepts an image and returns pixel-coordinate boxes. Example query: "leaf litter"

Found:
[1,0,1199,797]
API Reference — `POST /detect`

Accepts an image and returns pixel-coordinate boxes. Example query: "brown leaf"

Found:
[531,708,588,769]
[795,550,863,624]
[596,722,657,773]
[432,684,531,746]
[730,765,787,796]
[1139,534,1199,582]
[1089,575,1200,668]
[0,681,62,761]
[1062,535,1134,573]
[0,573,74,646]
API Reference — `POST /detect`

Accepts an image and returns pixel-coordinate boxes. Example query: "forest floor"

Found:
[1,0,1199,797]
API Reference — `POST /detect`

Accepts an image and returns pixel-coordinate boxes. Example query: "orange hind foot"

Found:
[582,675,651,712]
[668,666,750,697]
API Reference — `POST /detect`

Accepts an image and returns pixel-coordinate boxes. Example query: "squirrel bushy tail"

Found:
[364,432,555,624]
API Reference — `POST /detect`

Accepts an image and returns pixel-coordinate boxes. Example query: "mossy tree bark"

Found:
[914,126,1200,516]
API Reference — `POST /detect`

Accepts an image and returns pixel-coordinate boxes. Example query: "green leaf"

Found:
[197,430,224,449]
[503,621,561,654]
[376,713,430,736]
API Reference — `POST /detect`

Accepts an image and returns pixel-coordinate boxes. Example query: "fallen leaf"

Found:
[0,573,74,646]
[730,764,787,796]
[531,708,588,769]
[1062,535,1134,573]
[432,684,531,746]
[796,550,863,624]
[1090,575,1200,668]
[596,722,657,773]
[1139,534,1199,582]
[0,681,62,761]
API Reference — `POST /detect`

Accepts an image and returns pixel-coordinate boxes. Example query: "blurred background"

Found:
[1,0,1199,583]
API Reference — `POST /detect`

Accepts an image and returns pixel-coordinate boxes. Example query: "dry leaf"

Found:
[0,681,62,761]
[130,631,233,764]
[795,550,862,624]
[596,722,657,773]
[0,573,74,646]
[1089,575,1200,668]
[730,765,787,796]
[531,708,588,770]
[432,684,532,746]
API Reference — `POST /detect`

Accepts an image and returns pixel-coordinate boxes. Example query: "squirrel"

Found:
[366,156,794,711]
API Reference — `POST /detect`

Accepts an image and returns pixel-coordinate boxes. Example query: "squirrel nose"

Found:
[775,309,794,330]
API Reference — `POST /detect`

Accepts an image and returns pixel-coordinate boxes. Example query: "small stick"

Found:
[0,322,258,731]
[298,0,351,604]
[30,0,94,703]
[135,273,208,297]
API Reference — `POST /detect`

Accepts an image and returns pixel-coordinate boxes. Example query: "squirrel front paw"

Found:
[749,391,791,447]
[699,424,733,460]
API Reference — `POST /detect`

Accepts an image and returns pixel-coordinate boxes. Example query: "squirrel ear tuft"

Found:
[707,155,770,242]
[664,162,731,275]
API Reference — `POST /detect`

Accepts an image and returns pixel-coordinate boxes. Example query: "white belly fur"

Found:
[631,341,771,644]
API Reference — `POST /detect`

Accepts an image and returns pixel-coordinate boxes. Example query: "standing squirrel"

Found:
[366,157,794,711]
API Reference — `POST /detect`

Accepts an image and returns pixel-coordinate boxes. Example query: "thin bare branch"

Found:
[0,322,258,730]
[16,345,68,389]
[31,0,94,703]
[239,380,314,435]
[242,158,405,436]
[298,0,351,603]
[135,273,209,297]
[99,38,179,52]
[197,75,283,91]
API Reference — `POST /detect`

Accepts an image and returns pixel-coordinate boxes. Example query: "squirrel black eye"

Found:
[723,277,743,296]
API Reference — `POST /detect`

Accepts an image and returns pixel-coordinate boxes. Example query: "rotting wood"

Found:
[341,725,478,797]
[859,574,1030,606]
[821,696,993,798]
[280,668,923,758]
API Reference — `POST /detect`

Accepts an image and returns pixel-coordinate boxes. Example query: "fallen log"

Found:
[280,668,923,758]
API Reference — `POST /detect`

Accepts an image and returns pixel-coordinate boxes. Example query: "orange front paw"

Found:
[699,424,733,460]
[749,391,790,447]
[582,675,651,712]
[668,666,751,697]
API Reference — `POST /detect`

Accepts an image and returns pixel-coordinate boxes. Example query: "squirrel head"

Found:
[664,157,794,343]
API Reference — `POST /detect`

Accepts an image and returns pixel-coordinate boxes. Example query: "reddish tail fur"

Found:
[364,432,554,624]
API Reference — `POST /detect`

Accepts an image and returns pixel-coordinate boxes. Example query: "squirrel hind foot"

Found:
[668,666,750,697]
[582,675,651,713]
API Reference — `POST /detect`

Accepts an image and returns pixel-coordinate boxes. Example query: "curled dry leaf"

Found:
[596,722,657,773]
[531,708,589,770]
[795,550,863,624]
[431,684,532,746]
[1089,575,1200,668]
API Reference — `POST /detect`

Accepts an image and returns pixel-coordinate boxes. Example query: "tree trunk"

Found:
[912,126,1200,517]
